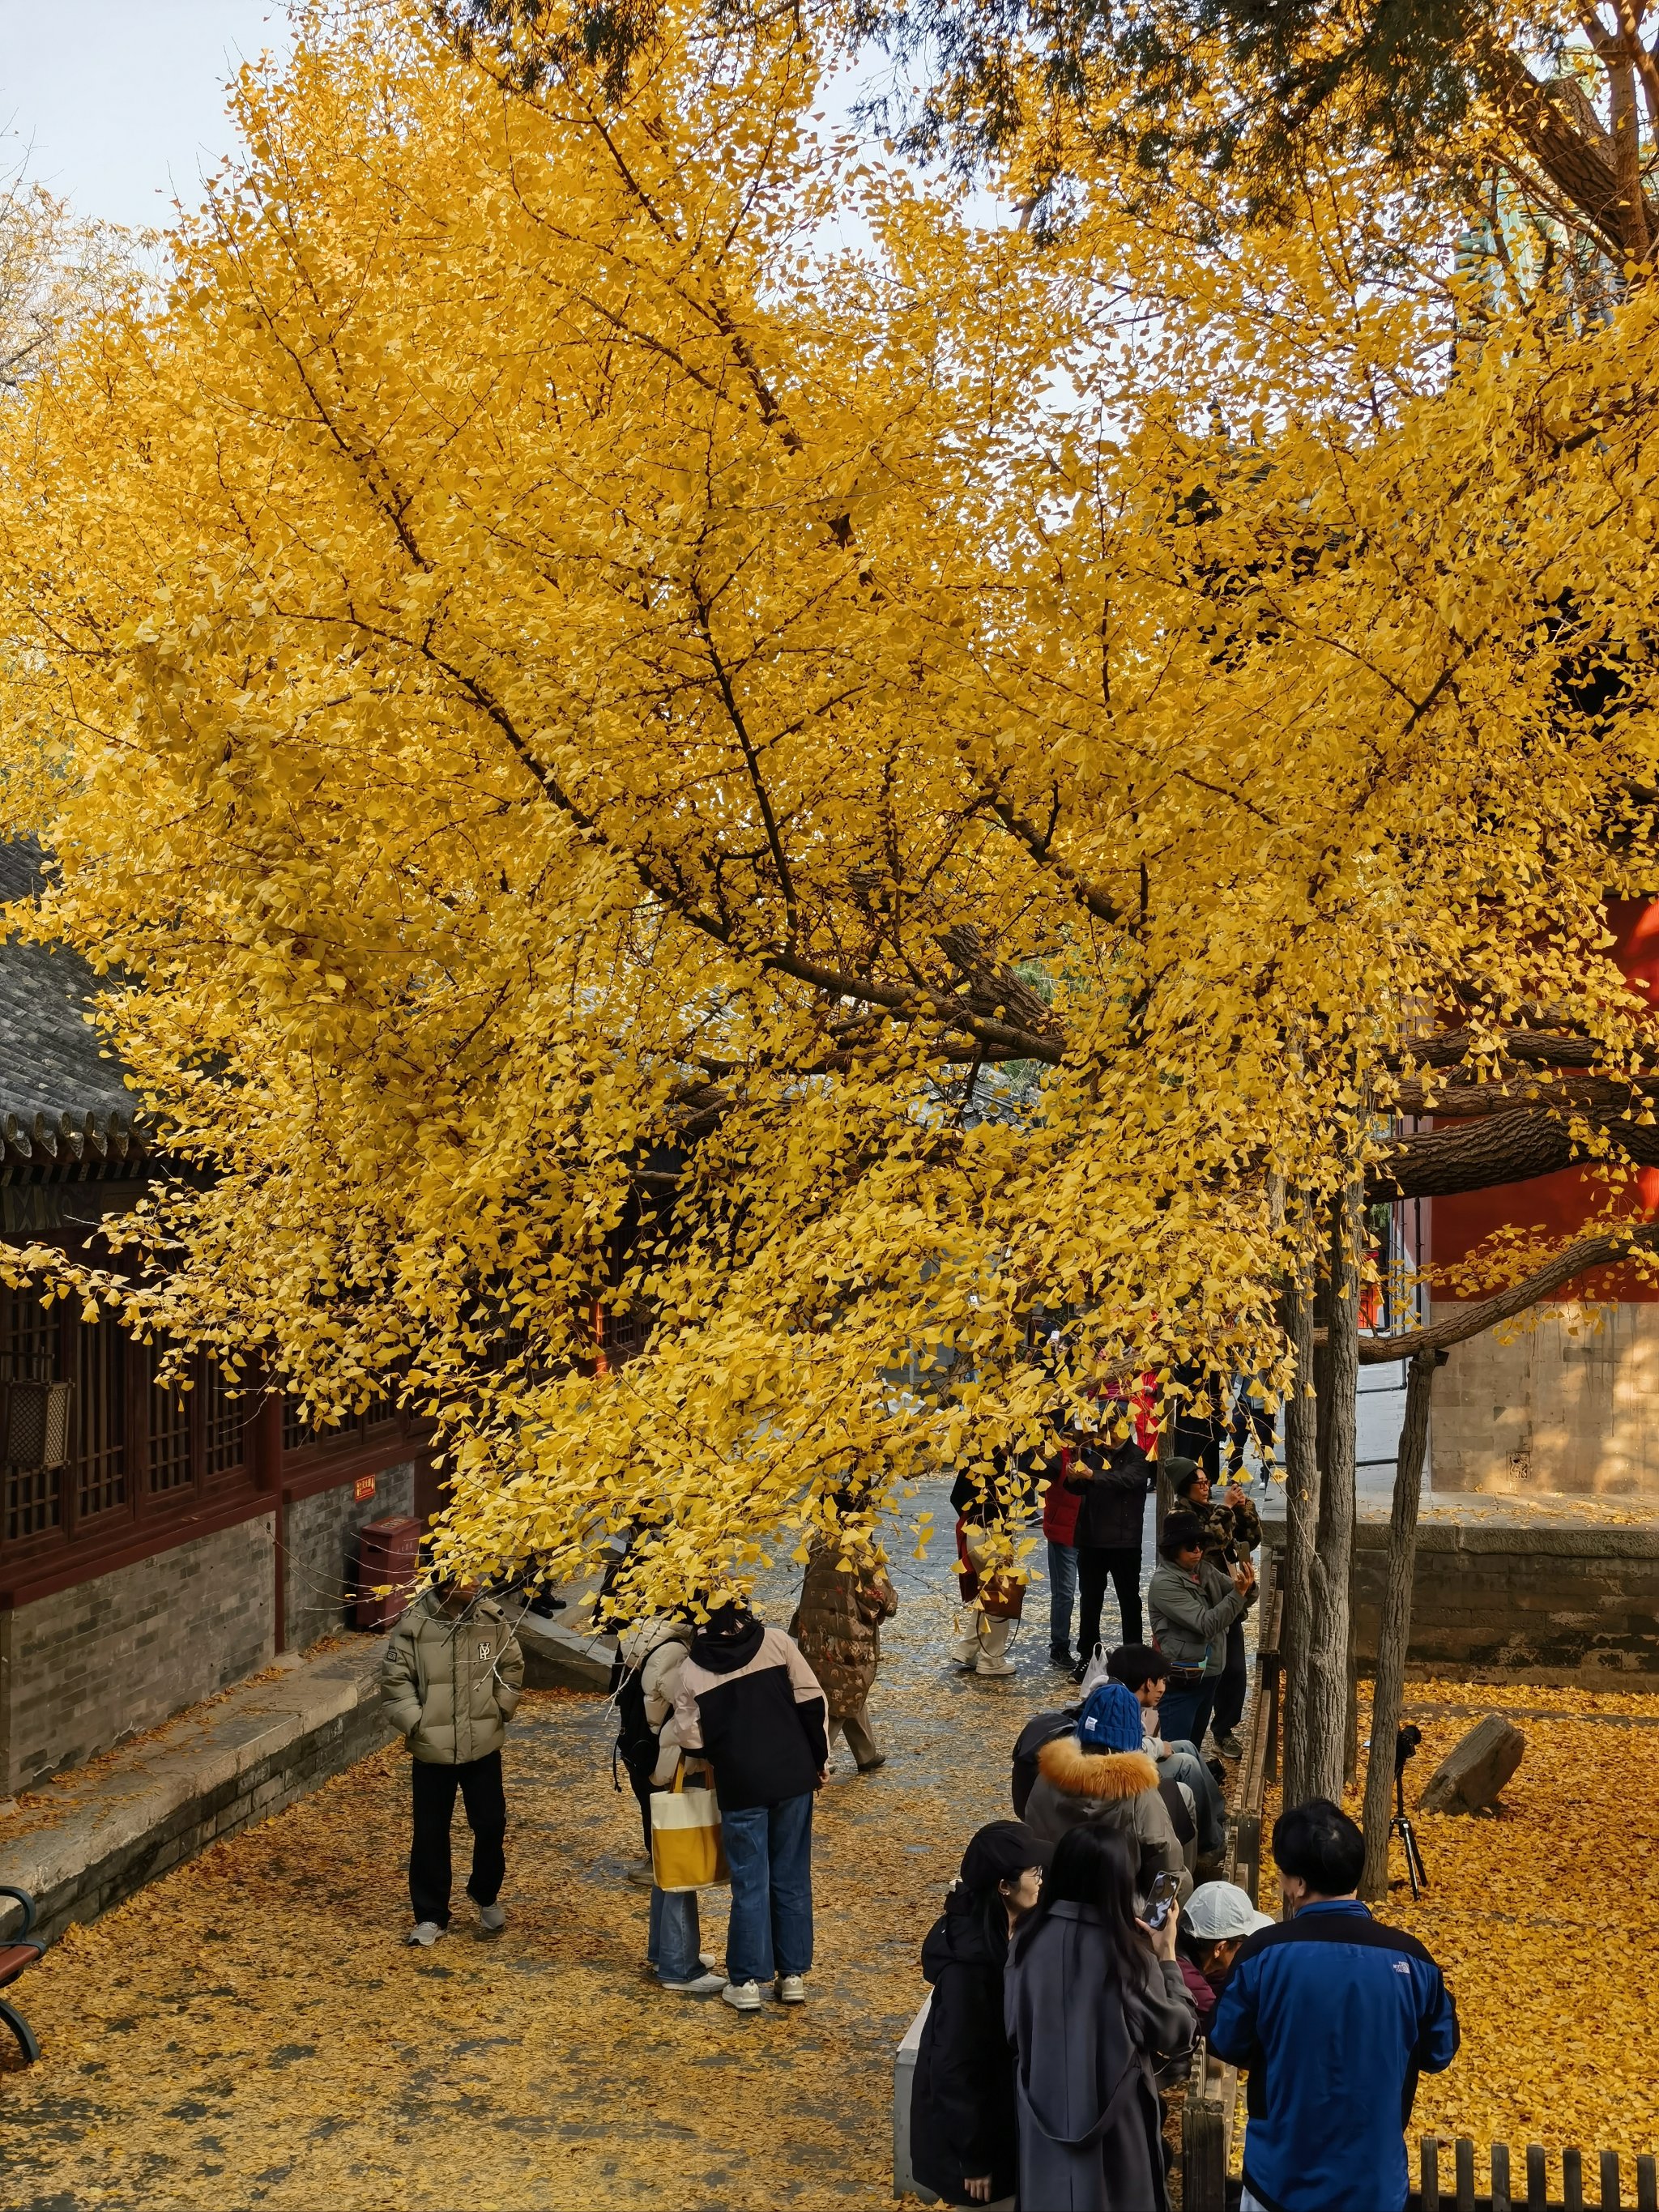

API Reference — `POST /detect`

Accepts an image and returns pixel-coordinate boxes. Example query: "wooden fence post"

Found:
[1491,2142,1511,2212]
[1179,2046,1226,2212]
[1454,2137,1475,2212]
[1422,2137,1441,2212]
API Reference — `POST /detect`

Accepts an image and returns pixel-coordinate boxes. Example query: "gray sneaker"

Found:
[477,1903,505,1933]
[660,1970,726,1995]
[721,1979,764,2012]
[774,1974,807,2004]
[405,1921,444,1947]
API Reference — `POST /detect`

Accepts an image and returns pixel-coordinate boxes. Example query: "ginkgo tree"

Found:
[0,0,1656,1792]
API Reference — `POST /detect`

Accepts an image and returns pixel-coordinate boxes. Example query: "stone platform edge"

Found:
[1258,1492,1659,1558]
[0,1637,396,1946]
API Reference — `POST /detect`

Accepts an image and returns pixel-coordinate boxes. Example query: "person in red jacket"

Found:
[1043,1444,1083,1669]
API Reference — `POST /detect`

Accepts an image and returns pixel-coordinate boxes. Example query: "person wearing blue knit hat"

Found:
[1077,1679,1146,1753]
[1022,1676,1190,1901]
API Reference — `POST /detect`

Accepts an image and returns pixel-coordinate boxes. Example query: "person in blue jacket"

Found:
[1209,1796,1459,2212]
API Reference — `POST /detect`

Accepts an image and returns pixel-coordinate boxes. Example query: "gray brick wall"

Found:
[0,1514,276,1794]
[282,1460,416,1651]
[1263,1516,1659,1673]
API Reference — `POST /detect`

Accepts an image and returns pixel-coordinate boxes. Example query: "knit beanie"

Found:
[1077,1679,1145,1754]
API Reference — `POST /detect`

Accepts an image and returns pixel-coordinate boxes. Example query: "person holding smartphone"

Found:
[1004,1823,1197,2212]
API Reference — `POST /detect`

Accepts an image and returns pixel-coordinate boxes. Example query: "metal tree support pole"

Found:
[1359,1346,1443,1900]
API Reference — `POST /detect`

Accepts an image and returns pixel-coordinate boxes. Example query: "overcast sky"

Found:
[0,0,294,232]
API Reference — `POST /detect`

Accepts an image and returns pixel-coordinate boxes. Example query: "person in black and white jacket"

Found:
[666,1599,829,2012]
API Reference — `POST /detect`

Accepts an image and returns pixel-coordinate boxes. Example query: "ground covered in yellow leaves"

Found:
[1,1515,1655,2207]
[1378,1679,1659,2173]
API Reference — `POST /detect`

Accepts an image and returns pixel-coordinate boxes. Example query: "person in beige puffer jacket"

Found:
[379,1583,524,1947]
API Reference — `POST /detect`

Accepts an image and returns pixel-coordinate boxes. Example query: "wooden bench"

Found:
[0,1884,45,2065]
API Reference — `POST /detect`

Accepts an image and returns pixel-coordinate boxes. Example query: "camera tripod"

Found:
[1390,1766,1429,1901]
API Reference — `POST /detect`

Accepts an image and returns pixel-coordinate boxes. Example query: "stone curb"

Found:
[0,1638,394,1946]
[516,1609,616,1693]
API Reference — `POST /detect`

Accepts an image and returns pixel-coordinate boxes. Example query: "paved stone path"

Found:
[0,1481,1098,2211]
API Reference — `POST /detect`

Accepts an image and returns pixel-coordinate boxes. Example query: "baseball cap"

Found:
[1183,1881,1275,1941]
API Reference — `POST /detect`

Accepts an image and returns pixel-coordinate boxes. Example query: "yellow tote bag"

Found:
[650,1757,730,1892]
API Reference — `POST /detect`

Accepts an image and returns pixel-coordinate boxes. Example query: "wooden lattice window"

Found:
[281,1379,399,1459]
[148,1366,194,1494]
[203,1360,246,1476]
[74,1317,126,1519]
[2,1283,61,1540]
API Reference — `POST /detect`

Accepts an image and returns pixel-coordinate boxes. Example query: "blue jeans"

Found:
[721,1793,814,1984]
[1158,1681,1218,1755]
[1160,1740,1226,1856]
[1047,1540,1078,1659]
[646,1883,703,1984]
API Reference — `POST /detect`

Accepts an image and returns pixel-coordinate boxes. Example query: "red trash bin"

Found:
[354,1515,422,1630]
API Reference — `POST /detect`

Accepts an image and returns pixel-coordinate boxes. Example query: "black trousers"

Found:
[409,1750,506,1927]
[1211,1618,1248,1739]
[1076,1544,1143,1662]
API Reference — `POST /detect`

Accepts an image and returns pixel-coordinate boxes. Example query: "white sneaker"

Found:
[644,1950,715,1977]
[721,1979,764,2011]
[405,1921,444,1946]
[975,1652,1017,1677]
[774,1974,807,2004]
[661,1970,726,1995]
[477,1903,505,1933]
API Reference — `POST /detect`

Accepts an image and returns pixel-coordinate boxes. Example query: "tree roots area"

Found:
[2,1596,1657,2207]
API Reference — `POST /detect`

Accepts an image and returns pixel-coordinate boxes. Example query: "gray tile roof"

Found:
[0,841,141,1147]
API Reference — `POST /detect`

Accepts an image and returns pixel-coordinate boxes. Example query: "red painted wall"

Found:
[1431,901,1659,1301]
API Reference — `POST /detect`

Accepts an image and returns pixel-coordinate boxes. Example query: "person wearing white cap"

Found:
[1174,1881,1273,2022]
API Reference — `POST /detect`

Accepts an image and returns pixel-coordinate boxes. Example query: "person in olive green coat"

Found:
[379,1582,524,1946]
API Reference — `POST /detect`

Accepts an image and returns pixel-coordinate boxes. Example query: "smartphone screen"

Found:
[1147,1873,1179,1929]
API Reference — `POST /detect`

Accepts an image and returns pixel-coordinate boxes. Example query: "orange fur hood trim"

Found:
[1035,1735,1160,1801]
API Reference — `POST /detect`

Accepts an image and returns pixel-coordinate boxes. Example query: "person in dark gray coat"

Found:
[1004,1822,1196,2212]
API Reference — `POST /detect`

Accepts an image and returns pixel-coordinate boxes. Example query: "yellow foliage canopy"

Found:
[0,2,1657,1602]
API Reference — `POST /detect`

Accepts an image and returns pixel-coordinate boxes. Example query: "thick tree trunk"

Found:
[1278,1251,1319,1808]
[1359,1349,1442,1901]
[1295,1175,1359,1808]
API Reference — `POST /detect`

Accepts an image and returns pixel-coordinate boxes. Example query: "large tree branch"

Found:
[1370,1103,1659,1200]
[1386,1072,1657,1119]
[1387,1024,1616,1072]
[1486,45,1659,254]
[1357,1221,1659,1362]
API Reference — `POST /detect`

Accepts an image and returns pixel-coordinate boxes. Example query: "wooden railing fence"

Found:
[1181,2067,1657,2212]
